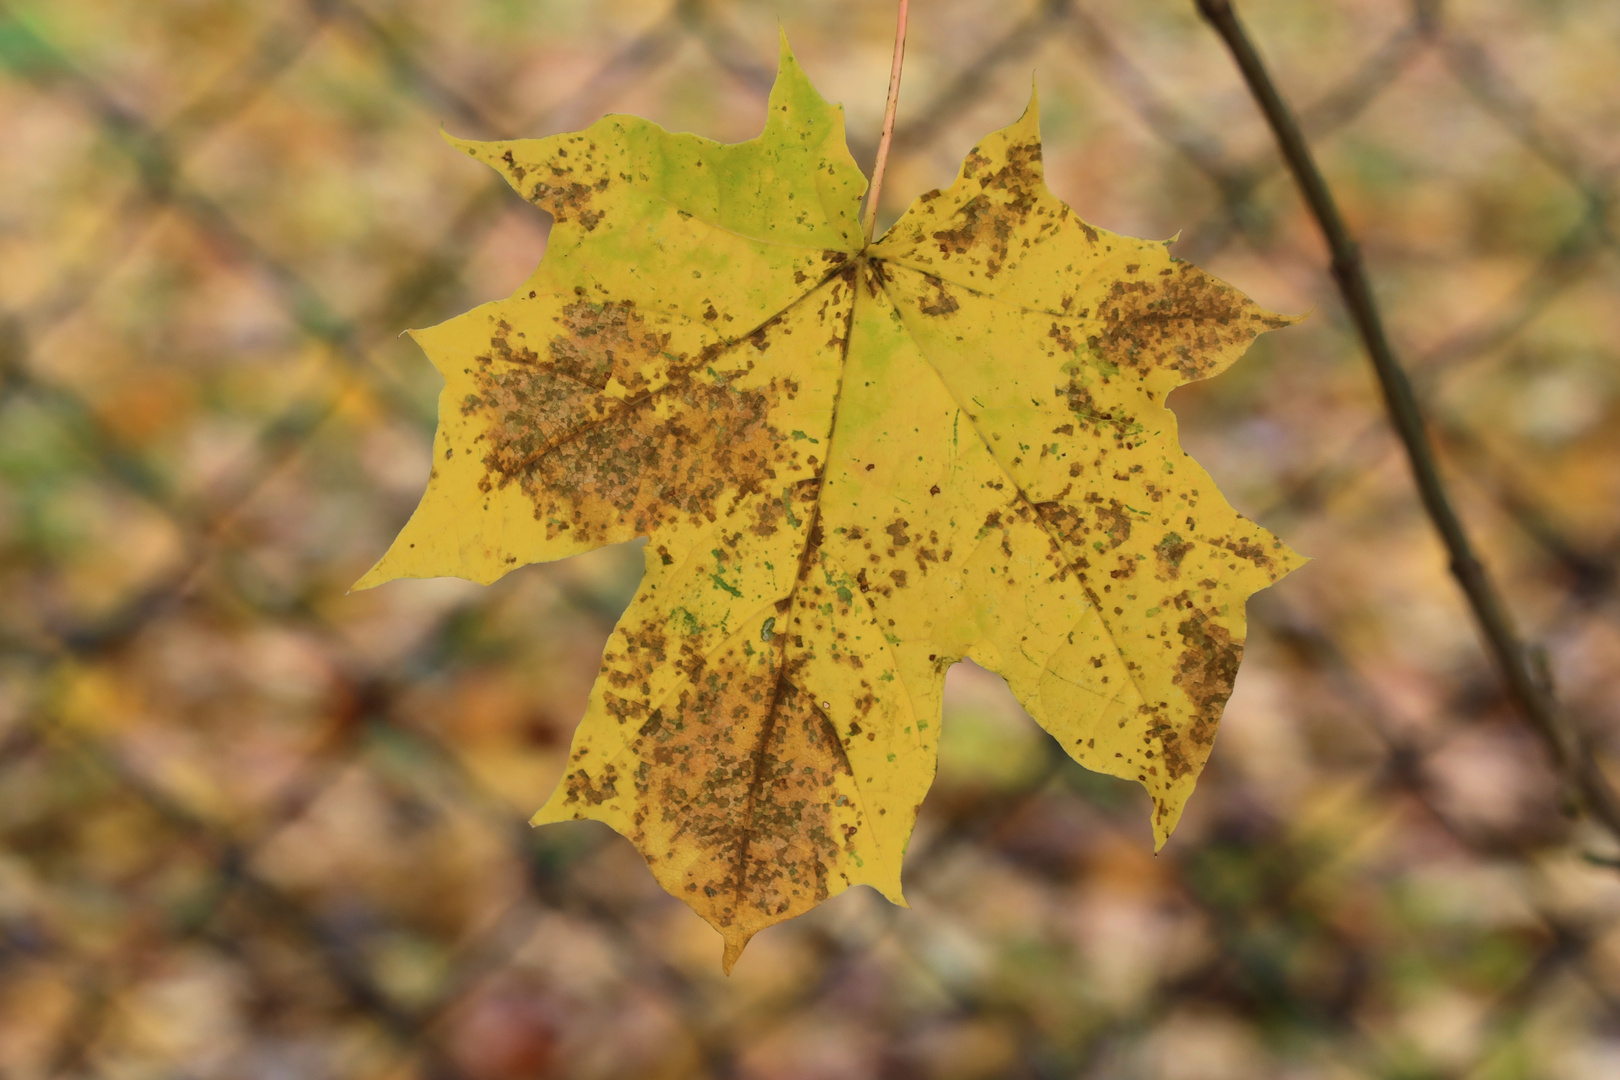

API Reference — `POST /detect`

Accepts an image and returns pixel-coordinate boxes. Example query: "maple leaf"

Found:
[357,35,1303,970]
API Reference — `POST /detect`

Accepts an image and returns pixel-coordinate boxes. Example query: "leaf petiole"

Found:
[861,0,910,245]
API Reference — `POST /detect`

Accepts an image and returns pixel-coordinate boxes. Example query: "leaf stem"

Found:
[1195,0,1620,841]
[863,0,910,245]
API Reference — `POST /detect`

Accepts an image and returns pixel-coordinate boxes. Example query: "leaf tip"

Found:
[867,874,909,909]
[1021,76,1041,130]
[1150,795,1187,852]
[772,24,807,88]
[762,26,820,130]
[350,562,393,594]
[721,928,755,975]
[530,790,573,828]
[1276,539,1313,575]
[438,127,477,154]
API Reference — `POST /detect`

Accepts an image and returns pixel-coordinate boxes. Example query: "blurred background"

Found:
[3,0,1620,1076]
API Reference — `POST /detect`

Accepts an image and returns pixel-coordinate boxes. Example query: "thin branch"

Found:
[863,0,910,244]
[1193,0,1620,841]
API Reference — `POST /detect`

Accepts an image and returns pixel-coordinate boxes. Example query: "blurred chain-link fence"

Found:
[3,1,1620,1077]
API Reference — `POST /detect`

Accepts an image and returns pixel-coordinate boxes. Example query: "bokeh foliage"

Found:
[2,1,1619,1078]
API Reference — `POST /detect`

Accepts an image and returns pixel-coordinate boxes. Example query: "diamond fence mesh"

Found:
[2,1,1620,1077]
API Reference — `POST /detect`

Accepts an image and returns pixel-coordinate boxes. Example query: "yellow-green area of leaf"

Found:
[356,34,1304,972]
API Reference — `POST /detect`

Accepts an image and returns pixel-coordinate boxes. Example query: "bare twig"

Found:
[1194,0,1620,841]
[863,0,910,244]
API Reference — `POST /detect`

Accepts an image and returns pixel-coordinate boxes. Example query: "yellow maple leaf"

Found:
[357,35,1303,971]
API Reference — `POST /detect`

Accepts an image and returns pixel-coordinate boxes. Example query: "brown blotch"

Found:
[1154,532,1193,578]
[472,300,808,544]
[564,763,619,805]
[529,174,612,231]
[500,148,527,183]
[917,275,959,316]
[1030,500,1084,549]
[1093,499,1132,550]
[588,646,856,936]
[928,140,1044,276]
[1087,262,1273,379]
[1162,610,1242,780]
[1056,381,1130,433]
[1222,536,1275,571]
[583,507,865,947]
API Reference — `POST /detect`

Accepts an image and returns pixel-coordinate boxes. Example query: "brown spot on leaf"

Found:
[1155,532,1193,578]
[1087,262,1273,379]
[472,301,805,544]
[1161,611,1242,780]
[929,140,1043,276]
[1222,536,1275,571]
[1057,380,1130,433]
[500,148,527,183]
[917,275,959,316]
[599,643,856,938]
[1094,499,1132,549]
[564,763,619,805]
[529,174,611,230]
[586,498,867,955]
